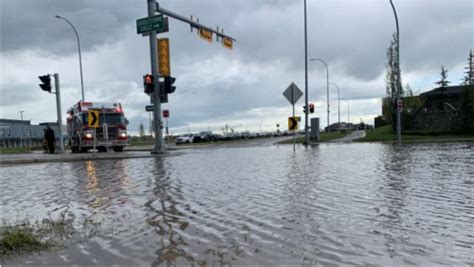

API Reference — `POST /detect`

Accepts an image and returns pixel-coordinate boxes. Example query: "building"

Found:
[0,119,63,148]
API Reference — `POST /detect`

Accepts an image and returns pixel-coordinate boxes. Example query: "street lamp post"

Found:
[389,0,401,144]
[303,0,309,145]
[310,58,329,131]
[329,83,341,127]
[55,15,85,101]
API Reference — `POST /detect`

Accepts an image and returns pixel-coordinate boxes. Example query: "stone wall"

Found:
[410,97,464,132]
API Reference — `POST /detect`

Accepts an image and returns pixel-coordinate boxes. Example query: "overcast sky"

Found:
[1,0,472,134]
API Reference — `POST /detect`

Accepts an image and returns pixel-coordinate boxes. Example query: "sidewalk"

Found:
[0,150,165,165]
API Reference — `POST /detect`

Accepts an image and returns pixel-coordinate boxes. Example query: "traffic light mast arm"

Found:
[154,3,236,42]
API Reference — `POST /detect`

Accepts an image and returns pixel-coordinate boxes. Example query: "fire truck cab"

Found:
[66,101,129,153]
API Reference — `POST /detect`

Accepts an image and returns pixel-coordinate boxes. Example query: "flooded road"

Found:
[1,142,473,265]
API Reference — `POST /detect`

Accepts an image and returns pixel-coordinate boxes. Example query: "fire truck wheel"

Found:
[113,147,124,152]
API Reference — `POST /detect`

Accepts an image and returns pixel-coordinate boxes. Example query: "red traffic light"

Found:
[309,103,315,113]
[397,99,402,110]
[143,74,154,94]
[163,110,169,118]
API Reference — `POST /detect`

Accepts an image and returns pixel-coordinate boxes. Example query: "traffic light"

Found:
[397,99,403,110]
[164,76,176,94]
[143,74,154,94]
[309,103,315,113]
[303,105,307,114]
[39,75,51,92]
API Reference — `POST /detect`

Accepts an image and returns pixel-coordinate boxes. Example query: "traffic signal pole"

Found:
[53,73,64,152]
[148,0,164,154]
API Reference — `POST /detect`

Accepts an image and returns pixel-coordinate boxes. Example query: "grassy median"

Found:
[356,125,474,142]
[278,131,351,144]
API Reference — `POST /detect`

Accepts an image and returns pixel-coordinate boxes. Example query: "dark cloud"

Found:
[1,0,472,131]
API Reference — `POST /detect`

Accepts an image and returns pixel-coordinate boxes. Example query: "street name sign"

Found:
[288,116,300,131]
[88,110,99,128]
[136,14,165,34]
[146,105,154,112]
[283,82,303,105]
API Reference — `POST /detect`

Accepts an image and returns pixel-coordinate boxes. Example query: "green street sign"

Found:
[136,14,164,34]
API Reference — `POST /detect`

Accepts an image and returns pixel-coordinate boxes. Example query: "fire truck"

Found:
[66,101,129,153]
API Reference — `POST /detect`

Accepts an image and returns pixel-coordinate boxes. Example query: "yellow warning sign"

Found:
[88,110,99,128]
[157,38,171,77]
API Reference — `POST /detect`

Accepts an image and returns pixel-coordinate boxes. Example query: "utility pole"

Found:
[54,74,64,152]
[390,0,402,145]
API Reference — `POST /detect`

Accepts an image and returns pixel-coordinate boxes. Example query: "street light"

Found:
[303,0,309,145]
[55,15,85,101]
[389,0,401,144]
[329,83,341,127]
[310,58,330,131]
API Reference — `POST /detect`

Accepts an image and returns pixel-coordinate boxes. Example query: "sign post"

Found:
[88,110,99,156]
[283,82,303,152]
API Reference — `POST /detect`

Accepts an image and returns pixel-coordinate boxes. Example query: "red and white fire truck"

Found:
[66,101,129,153]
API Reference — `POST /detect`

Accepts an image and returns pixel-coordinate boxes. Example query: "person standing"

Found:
[45,125,55,154]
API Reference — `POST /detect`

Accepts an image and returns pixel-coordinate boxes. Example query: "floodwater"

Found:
[1,142,473,265]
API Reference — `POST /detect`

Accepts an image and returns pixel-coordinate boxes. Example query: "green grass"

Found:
[0,147,32,154]
[278,131,350,144]
[357,125,474,142]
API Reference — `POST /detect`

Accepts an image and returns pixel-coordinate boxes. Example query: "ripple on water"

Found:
[1,143,473,265]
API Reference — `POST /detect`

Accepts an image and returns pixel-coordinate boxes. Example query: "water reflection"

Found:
[1,143,473,265]
[145,157,198,266]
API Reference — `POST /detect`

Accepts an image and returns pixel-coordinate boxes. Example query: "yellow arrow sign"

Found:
[88,110,100,128]
[157,38,171,77]
[288,116,300,131]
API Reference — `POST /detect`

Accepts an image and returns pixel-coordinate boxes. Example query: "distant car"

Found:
[175,134,194,145]
[241,131,250,139]
[199,131,215,142]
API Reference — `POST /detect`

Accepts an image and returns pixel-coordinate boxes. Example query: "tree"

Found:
[435,65,450,89]
[461,85,474,133]
[404,83,413,97]
[385,33,399,99]
[462,49,473,85]
[138,122,145,138]
[221,124,230,135]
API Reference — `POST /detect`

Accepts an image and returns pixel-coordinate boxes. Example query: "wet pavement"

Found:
[1,141,473,265]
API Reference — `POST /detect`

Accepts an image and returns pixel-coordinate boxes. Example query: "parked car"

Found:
[240,131,250,139]
[175,134,194,145]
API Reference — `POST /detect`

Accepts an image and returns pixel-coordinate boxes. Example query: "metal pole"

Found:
[309,58,329,131]
[55,16,85,101]
[292,88,296,152]
[347,100,350,124]
[148,0,164,154]
[330,83,341,127]
[54,73,64,152]
[303,0,309,146]
[19,111,24,147]
[389,0,401,145]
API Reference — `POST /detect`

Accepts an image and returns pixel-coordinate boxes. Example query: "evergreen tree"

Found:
[138,122,145,137]
[435,65,450,88]
[385,33,399,99]
[462,49,473,85]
